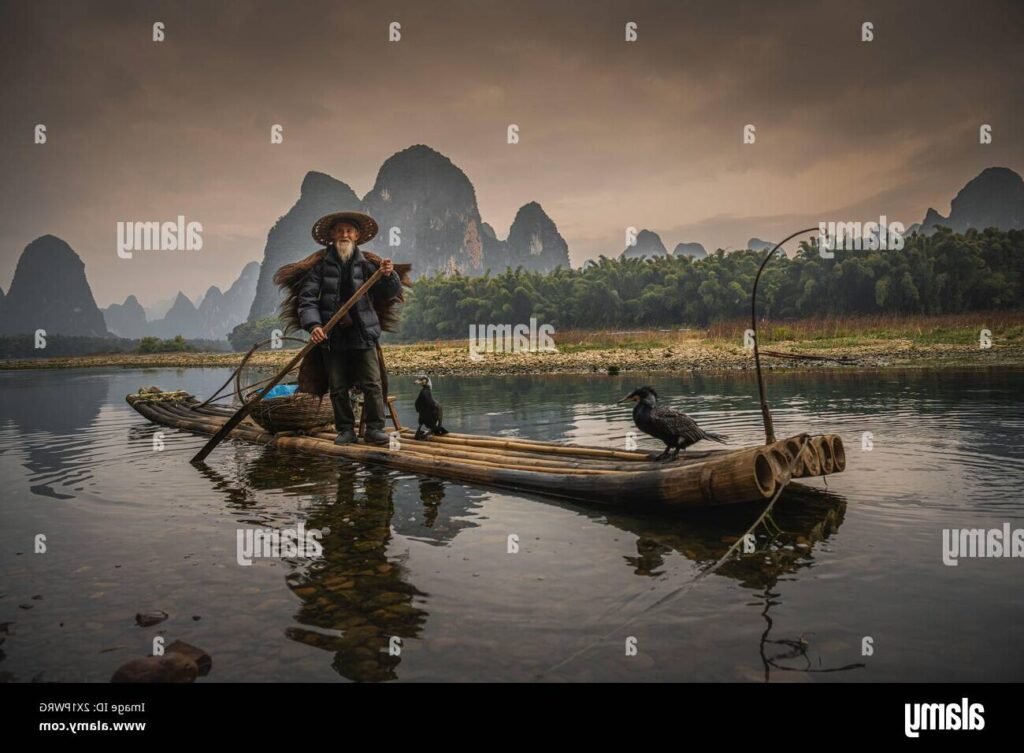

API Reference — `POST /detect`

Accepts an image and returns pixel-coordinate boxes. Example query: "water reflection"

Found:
[758,586,866,681]
[0,372,105,499]
[283,466,428,682]
[1,366,1022,682]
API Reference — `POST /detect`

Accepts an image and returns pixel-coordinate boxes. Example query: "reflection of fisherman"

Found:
[297,212,401,446]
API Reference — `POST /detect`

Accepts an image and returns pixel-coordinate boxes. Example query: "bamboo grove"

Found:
[393,228,1023,340]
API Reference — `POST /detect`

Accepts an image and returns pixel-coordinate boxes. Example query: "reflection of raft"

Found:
[127,389,846,509]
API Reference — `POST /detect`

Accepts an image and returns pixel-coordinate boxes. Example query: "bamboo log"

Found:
[827,434,846,472]
[314,427,687,469]
[160,400,660,473]
[790,436,823,477]
[764,444,793,485]
[143,399,620,475]
[422,430,652,461]
[308,431,655,471]
[654,446,777,506]
[132,400,274,445]
[782,435,807,477]
[776,439,802,477]
[811,435,835,475]
[157,402,262,431]
[309,433,622,475]
[362,442,621,475]
[129,393,838,508]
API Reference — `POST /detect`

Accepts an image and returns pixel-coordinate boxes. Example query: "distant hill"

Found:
[247,171,362,321]
[498,201,570,272]
[921,167,1024,233]
[361,144,487,278]
[622,229,668,258]
[150,292,202,339]
[104,260,259,340]
[201,260,259,339]
[674,242,707,259]
[0,235,109,337]
[103,294,148,338]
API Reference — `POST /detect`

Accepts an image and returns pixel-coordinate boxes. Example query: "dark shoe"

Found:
[363,428,390,446]
[334,429,356,445]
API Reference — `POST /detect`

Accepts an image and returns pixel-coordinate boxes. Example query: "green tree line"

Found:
[394,227,1023,340]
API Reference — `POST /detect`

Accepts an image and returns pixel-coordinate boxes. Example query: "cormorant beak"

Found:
[617,393,637,404]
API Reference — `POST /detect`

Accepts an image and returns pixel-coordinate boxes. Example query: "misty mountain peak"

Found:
[922,167,1024,233]
[0,235,108,337]
[503,201,570,272]
[623,229,668,258]
[361,144,485,277]
[674,242,708,259]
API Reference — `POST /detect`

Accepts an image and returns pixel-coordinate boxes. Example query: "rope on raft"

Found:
[131,388,195,404]
[196,337,305,408]
[538,434,815,679]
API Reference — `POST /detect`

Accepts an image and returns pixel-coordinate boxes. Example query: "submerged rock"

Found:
[134,610,169,627]
[166,640,212,676]
[111,654,198,683]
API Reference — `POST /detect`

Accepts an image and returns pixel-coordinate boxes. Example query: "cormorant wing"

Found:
[650,405,706,445]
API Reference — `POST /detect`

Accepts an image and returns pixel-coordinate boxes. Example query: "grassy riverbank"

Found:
[2,311,1022,374]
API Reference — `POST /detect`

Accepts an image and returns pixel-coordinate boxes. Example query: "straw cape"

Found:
[273,247,412,396]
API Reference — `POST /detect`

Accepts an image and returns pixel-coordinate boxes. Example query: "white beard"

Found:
[334,239,355,261]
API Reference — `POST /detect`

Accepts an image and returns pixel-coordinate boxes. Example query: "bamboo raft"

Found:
[127,388,846,509]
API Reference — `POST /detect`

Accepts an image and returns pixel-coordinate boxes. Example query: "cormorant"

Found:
[413,375,449,440]
[618,386,727,461]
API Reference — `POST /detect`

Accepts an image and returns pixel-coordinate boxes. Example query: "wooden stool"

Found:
[358,395,402,438]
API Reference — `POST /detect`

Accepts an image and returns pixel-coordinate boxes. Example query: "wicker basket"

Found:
[232,337,334,434]
[243,388,334,434]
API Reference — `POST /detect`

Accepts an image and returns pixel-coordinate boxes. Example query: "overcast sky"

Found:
[1,0,1021,308]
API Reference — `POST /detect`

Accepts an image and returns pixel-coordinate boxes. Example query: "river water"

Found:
[1,366,1022,682]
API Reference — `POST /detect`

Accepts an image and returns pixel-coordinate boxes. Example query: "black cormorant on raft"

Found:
[619,386,728,461]
[127,387,845,510]
[413,375,449,441]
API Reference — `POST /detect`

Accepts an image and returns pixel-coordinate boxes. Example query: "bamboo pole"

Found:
[411,431,654,461]
[313,428,684,469]
[308,431,652,470]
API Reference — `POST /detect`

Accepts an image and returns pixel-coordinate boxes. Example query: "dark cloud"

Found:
[1,0,1021,305]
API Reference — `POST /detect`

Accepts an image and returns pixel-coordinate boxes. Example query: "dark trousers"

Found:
[322,346,386,432]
